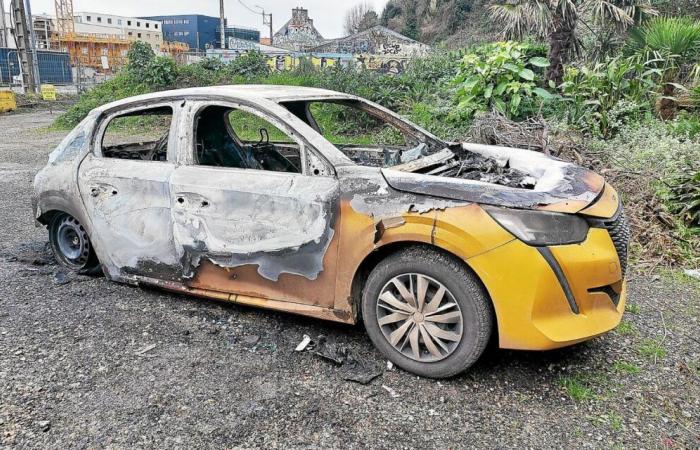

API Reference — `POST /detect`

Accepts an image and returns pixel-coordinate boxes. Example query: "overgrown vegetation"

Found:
[54,13,700,267]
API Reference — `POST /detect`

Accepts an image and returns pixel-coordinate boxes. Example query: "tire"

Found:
[48,213,102,275]
[362,247,493,378]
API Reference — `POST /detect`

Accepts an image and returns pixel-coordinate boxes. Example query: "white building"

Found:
[73,12,163,51]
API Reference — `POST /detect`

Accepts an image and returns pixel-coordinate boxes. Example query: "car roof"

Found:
[97,85,354,112]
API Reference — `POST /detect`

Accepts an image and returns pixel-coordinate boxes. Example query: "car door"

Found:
[169,100,342,309]
[77,102,182,281]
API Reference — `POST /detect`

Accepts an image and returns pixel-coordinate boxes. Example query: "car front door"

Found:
[169,100,341,309]
[77,102,182,281]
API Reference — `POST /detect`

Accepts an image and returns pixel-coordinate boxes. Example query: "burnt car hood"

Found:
[381,143,605,213]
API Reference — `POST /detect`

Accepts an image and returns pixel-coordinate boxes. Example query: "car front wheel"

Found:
[362,247,493,378]
[49,213,101,275]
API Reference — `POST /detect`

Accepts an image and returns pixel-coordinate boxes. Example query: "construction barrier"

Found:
[0,90,17,113]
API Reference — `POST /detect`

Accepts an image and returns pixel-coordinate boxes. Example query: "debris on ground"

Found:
[37,421,51,432]
[382,385,401,398]
[241,335,260,347]
[134,344,157,357]
[295,335,383,385]
[295,334,311,352]
[684,269,700,280]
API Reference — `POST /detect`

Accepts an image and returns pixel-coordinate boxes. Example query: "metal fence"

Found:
[0,48,73,87]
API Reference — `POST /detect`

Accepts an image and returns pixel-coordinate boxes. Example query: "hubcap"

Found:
[55,215,90,268]
[376,273,463,362]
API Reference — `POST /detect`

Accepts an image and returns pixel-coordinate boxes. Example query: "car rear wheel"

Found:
[362,247,492,378]
[49,213,101,274]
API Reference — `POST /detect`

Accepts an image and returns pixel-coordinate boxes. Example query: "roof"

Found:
[313,26,425,48]
[98,85,354,111]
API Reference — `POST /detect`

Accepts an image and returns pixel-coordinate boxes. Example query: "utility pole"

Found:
[261,9,272,45]
[10,0,38,93]
[0,0,7,47]
[24,0,40,87]
[219,0,226,49]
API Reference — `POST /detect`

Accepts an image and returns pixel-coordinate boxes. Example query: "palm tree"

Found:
[490,0,656,83]
[628,16,700,119]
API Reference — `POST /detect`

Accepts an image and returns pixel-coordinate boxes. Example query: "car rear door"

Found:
[169,100,341,309]
[77,102,182,281]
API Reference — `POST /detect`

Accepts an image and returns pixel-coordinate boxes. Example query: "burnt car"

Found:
[33,86,630,378]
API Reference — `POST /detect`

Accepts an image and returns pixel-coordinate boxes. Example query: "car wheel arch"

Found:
[349,241,498,336]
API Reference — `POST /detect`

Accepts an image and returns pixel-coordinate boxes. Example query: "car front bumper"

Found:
[467,226,627,351]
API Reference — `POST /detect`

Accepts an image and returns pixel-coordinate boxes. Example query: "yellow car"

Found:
[32,86,630,378]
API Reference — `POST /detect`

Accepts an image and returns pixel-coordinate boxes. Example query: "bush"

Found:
[453,41,554,120]
[226,51,270,78]
[557,58,658,137]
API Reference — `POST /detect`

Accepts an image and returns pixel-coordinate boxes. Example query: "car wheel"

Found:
[362,247,493,378]
[49,213,101,275]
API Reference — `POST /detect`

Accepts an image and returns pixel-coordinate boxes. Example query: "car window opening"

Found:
[281,99,536,189]
[101,106,172,161]
[194,105,301,174]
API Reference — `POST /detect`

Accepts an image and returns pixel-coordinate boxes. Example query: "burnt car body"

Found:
[33,86,630,378]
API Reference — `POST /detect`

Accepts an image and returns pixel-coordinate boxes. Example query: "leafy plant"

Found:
[226,51,271,78]
[126,41,156,82]
[668,168,700,229]
[145,56,178,88]
[628,16,700,118]
[558,57,658,137]
[453,41,554,119]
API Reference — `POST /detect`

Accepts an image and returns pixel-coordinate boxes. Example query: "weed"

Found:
[638,339,667,360]
[616,321,636,335]
[613,361,641,374]
[559,375,595,401]
[626,303,641,314]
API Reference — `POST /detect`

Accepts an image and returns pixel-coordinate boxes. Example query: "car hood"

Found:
[381,142,605,214]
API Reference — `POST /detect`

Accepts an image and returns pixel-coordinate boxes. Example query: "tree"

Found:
[344,2,379,35]
[402,0,420,40]
[489,0,657,83]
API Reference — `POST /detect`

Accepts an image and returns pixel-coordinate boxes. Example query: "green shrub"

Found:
[145,56,178,88]
[225,51,270,78]
[453,41,554,120]
[557,58,658,137]
[668,169,700,229]
[126,41,156,83]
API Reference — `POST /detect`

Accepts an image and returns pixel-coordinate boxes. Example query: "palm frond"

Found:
[488,1,552,39]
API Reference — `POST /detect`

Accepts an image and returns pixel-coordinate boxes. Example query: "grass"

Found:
[638,339,667,360]
[608,411,624,431]
[559,375,595,401]
[613,361,641,374]
[625,303,641,314]
[615,321,636,335]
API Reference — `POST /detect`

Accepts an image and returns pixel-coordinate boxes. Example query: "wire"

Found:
[237,0,263,15]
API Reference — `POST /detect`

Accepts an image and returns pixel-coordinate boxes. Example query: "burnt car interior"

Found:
[194,105,301,173]
[281,99,537,188]
[100,106,172,161]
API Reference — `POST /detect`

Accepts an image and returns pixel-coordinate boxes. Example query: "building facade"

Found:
[273,8,324,52]
[142,15,218,51]
[74,12,163,51]
[214,26,260,49]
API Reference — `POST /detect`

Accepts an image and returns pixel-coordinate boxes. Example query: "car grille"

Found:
[602,206,631,279]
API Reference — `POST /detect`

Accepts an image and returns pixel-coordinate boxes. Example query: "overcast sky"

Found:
[5,0,390,38]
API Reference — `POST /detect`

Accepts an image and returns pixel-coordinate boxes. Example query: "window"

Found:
[101,106,173,161]
[107,18,112,24]
[138,33,142,38]
[137,21,141,27]
[97,16,102,23]
[127,20,131,26]
[117,19,122,25]
[86,15,91,22]
[146,23,150,28]
[288,100,442,168]
[194,105,301,173]
[155,24,159,29]
[128,31,133,36]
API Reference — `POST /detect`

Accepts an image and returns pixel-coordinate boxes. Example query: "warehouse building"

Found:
[142,14,259,52]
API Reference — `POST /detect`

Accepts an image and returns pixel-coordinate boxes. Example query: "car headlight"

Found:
[484,207,589,246]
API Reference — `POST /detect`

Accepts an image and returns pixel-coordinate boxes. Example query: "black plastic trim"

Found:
[537,247,580,315]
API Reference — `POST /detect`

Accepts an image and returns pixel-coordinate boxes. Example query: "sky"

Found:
[5,0,390,39]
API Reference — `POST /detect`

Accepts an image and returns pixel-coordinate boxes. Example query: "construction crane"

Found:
[54,0,74,35]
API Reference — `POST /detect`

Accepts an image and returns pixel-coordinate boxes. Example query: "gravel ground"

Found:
[0,111,698,449]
